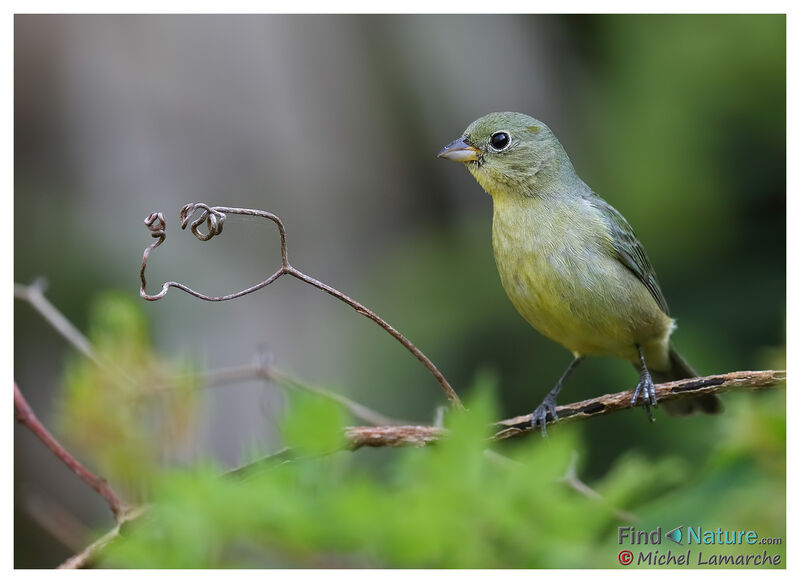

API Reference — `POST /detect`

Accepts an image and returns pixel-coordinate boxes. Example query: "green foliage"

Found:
[93,372,781,569]
[282,392,347,455]
[59,293,200,499]
[593,390,786,569]
[103,381,608,567]
[54,297,784,568]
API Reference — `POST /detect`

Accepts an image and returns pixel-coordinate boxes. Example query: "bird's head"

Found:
[438,112,573,198]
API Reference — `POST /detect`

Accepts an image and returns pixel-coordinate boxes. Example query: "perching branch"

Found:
[491,369,785,440]
[139,204,463,410]
[14,382,125,519]
[346,424,445,449]
[344,369,786,448]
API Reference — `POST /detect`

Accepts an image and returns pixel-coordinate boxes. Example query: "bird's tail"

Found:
[652,346,722,416]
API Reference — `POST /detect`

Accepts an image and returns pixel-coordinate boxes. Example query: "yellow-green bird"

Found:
[438,112,720,434]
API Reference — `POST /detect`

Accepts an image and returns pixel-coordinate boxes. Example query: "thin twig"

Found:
[139,204,463,410]
[14,280,98,365]
[561,452,638,523]
[482,448,523,469]
[482,448,637,521]
[58,506,146,569]
[14,382,125,519]
[196,361,407,427]
[224,447,297,477]
[14,280,137,388]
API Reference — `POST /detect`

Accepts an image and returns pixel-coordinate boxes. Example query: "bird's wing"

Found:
[590,196,670,316]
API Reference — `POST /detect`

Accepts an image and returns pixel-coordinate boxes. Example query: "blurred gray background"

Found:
[15,15,784,567]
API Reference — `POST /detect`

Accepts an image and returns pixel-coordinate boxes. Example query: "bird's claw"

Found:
[530,396,559,437]
[631,369,657,422]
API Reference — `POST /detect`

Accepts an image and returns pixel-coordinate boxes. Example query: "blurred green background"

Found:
[14,14,785,568]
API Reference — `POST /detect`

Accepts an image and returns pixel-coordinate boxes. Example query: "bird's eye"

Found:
[489,131,511,151]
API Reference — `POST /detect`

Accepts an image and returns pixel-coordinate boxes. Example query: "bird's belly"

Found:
[493,236,672,363]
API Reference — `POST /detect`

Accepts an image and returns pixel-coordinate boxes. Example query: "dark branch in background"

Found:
[139,204,463,410]
[14,382,125,519]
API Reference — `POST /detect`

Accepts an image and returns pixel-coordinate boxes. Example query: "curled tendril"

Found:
[144,212,166,238]
[180,203,226,241]
[139,203,463,409]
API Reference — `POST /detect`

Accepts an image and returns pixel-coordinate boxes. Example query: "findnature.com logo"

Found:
[616,526,783,567]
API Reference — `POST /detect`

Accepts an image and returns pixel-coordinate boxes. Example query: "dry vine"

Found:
[140,204,463,409]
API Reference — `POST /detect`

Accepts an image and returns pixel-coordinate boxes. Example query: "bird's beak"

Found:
[437,137,480,162]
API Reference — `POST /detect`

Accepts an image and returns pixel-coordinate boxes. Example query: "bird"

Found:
[438,111,720,434]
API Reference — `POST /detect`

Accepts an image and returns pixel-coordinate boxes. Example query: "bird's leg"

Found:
[631,344,657,422]
[531,356,584,436]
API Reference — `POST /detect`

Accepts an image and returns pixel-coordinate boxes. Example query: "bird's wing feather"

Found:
[589,195,670,315]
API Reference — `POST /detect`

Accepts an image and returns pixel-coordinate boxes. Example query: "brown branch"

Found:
[492,369,785,440]
[346,425,445,449]
[344,370,786,448]
[139,204,463,410]
[14,382,125,519]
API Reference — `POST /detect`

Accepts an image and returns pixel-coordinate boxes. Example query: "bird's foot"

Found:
[631,368,657,422]
[530,395,559,437]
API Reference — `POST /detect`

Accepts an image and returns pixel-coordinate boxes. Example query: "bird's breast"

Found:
[491,197,589,334]
[490,193,672,361]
